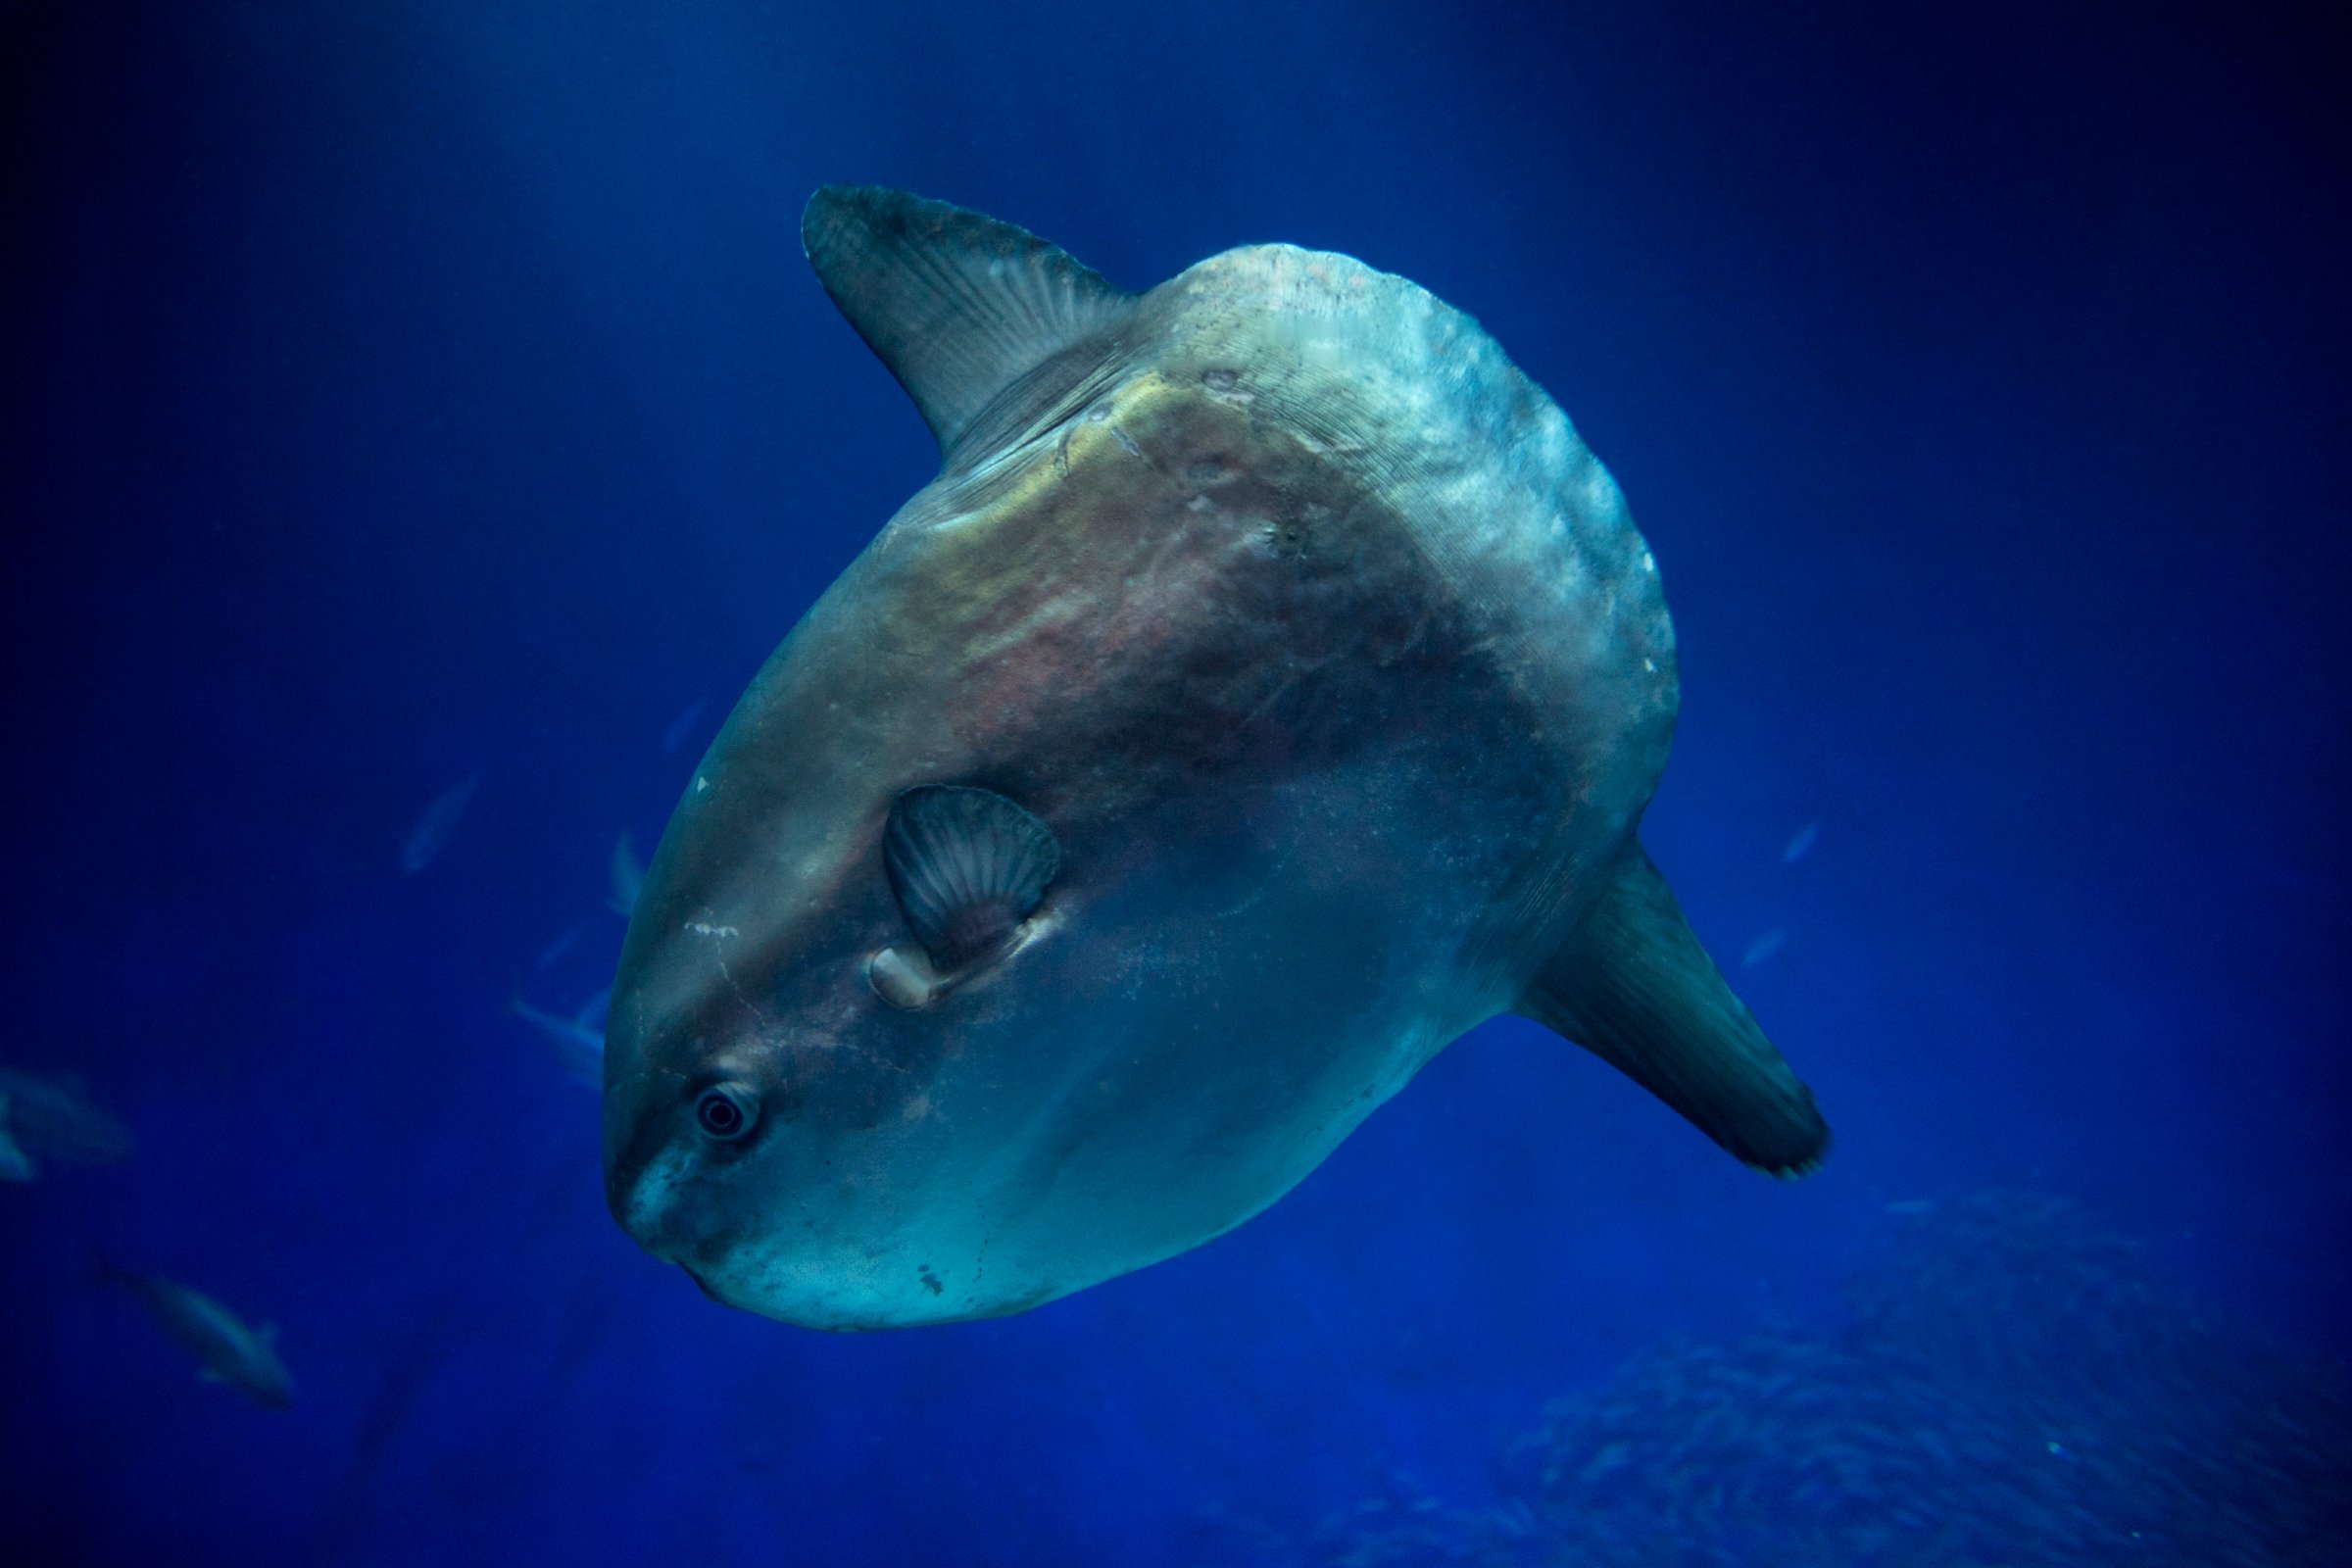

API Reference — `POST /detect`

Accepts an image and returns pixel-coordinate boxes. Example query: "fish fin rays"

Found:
[1517,844,1829,1178]
[883,786,1062,971]
[801,185,1134,461]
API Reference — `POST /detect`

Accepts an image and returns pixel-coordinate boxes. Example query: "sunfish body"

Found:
[605,187,1829,1329]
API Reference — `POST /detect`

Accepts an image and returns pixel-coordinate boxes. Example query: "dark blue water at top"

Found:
[3,2,2344,1562]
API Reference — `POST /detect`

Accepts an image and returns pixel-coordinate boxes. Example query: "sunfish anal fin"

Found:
[801,184,1133,462]
[884,785,1063,973]
[1517,844,1830,1177]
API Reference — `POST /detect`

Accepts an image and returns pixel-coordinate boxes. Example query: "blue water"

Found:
[4,2,2345,1562]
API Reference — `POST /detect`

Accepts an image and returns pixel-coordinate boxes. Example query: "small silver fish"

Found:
[400,770,485,875]
[103,1260,293,1408]
[1742,929,1789,966]
[608,833,645,917]
[535,920,591,972]
[512,988,609,1087]
[1782,820,1821,864]
[661,697,710,756]
[0,1093,35,1183]
[0,1066,133,1168]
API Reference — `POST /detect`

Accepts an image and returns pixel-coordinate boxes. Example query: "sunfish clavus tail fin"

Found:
[800,185,1134,462]
[1518,845,1830,1177]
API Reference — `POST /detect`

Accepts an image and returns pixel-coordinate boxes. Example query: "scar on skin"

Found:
[686,921,740,938]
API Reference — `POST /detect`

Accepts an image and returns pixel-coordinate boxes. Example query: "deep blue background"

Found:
[3,1,2344,1562]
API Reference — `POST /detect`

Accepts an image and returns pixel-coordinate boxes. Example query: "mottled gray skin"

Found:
[607,242,1676,1329]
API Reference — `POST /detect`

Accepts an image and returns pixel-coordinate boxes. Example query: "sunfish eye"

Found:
[694,1083,760,1142]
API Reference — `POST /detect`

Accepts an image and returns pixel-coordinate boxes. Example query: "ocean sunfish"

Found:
[604,186,1829,1329]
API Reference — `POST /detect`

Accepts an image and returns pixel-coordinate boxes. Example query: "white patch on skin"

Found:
[866,947,937,1009]
[695,776,711,794]
[621,1142,699,1246]
[1200,367,1254,407]
[685,921,739,938]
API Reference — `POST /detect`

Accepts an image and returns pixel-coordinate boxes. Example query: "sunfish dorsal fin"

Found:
[801,185,1133,460]
[884,785,1062,971]
[1518,844,1830,1177]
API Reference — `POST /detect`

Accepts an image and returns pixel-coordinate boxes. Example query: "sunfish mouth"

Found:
[680,1261,741,1309]
[608,1138,710,1265]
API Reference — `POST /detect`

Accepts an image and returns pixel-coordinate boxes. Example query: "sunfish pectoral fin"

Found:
[1517,844,1830,1178]
[883,785,1063,972]
[800,185,1134,461]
